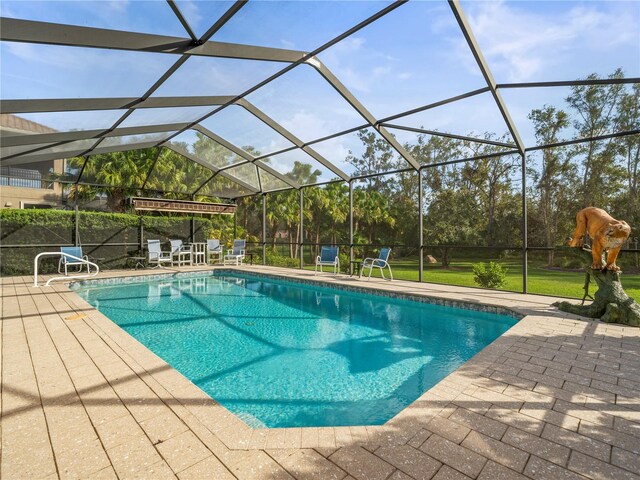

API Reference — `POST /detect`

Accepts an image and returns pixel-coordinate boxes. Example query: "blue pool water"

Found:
[74,273,518,428]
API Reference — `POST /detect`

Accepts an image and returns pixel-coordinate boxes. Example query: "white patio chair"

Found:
[223,239,246,265]
[207,239,222,264]
[170,239,192,266]
[147,240,172,268]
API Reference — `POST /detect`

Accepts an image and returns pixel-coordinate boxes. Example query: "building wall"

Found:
[0,185,63,208]
[1,114,65,209]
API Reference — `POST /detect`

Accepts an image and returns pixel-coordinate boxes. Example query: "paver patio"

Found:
[2,265,639,479]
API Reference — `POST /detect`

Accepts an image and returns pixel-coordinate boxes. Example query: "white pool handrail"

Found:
[34,251,100,287]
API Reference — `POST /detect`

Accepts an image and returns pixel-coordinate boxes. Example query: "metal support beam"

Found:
[2,139,77,161]
[521,153,528,294]
[74,156,89,186]
[2,138,165,166]
[92,140,168,157]
[192,172,218,196]
[166,0,198,41]
[525,129,640,152]
[299,188,304,270]
[379,87,491,124]
[128,1,408,174]
[308,57,422,171]
[139,215,144,254]
[349,180,354,275]
[141,147,164,191]
[262,194,267,266]
[0,96,235,114]
[381,123,516,149]
[234,202,238,238]
[74,202,79,247]
[56,1,244,162]
[163,145,259,194]
[255,163,263,192]
[0,18,306,63]
[2,123,189,148]
[497,78,640,89]
[418,170,424,282]
[419,149,520,170]
[448,0,525,155]
[190,195,196,243]
[192,124,300,190]
[198,1,247,43]
[237,99,351,182]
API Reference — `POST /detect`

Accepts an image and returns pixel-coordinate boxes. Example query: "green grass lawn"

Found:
[302,256,640,303]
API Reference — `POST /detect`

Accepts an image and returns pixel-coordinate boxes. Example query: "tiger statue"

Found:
[568,207,631,271]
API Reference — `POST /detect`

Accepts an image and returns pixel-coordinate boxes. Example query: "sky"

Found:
[1,0,639,185]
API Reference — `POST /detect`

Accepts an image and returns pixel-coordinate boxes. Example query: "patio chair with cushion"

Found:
[223,239,246,265]
[170,239,192,267]
[58,246,90,275]
[147,240,172,268]
[360,247,393,280]
[207,239,222,264]
[315,246,340,275]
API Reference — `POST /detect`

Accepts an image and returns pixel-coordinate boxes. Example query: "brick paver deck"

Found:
[2,266,639,479]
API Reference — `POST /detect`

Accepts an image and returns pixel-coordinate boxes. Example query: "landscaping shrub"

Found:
[264,250,299,268]
[472,261,508,289]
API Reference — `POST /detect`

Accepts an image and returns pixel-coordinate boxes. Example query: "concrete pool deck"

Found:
[2,265,639,480]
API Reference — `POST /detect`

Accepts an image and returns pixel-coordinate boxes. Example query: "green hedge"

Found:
[0,209,235,276]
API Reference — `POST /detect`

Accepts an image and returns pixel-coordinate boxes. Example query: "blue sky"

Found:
[1,0,638,183]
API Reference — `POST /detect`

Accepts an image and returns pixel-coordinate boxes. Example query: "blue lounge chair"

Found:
[224,239,246,265]
[360,247,393,280]
[315,246,340,275]
[147,239,172,268]
[58,246,89,275]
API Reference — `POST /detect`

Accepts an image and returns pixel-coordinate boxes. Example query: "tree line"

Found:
[242,70,638,268]
[65,69,638,268]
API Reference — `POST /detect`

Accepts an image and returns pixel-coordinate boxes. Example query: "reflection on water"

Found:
[76,273,518,427]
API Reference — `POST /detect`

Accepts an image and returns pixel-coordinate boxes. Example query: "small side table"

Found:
[245,253,254,266]
[190,242,207,266]
[130,256,147,270]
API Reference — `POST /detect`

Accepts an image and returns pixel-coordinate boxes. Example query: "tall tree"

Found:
[68,148,158,211]
[463,136,519,246]
[321,182,349,245]
[614,83,640,228]
[346,129,398,193]
[528,106,573,264]
[565,69,627,208]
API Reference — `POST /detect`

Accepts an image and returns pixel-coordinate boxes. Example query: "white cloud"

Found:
[5,42,90,70]
[280,39,296,49]
[311,136,353,170]
[177,0,203,30]
[462,0,640,82]
[282,111,328,141]
[106,1,129,13]
[318,36,382,93]
[372,66,391,78]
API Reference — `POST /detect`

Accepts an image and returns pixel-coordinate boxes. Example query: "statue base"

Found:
[554,268,640,327]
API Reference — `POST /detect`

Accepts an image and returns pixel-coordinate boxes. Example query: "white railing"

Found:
[33,252,100,287]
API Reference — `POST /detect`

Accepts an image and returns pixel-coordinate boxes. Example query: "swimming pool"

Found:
[74,272,519,428]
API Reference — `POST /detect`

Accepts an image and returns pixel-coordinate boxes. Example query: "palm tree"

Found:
[69,148,158,211]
